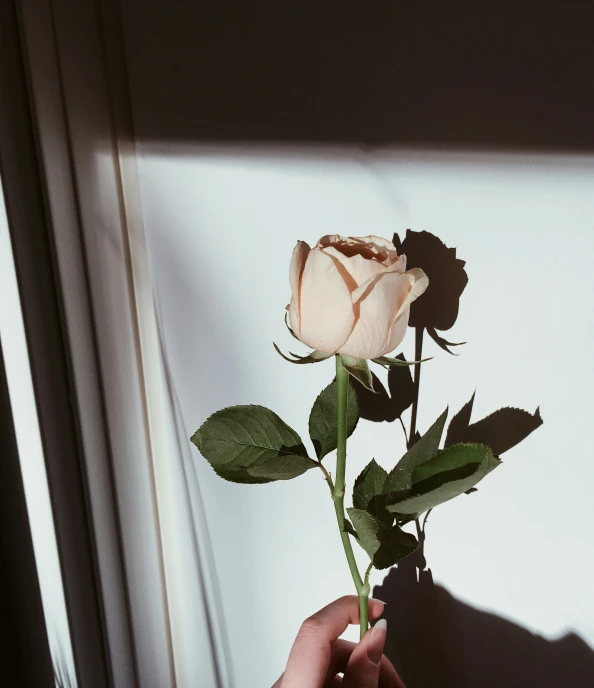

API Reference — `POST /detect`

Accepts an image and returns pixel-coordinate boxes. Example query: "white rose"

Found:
[288,235,428,360]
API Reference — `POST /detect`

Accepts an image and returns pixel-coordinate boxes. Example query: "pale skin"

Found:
[271,596,406,688]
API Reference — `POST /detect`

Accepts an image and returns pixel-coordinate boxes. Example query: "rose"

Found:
[288,235,428,360]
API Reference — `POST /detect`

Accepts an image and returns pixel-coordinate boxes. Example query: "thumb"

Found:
[341,619,388,688]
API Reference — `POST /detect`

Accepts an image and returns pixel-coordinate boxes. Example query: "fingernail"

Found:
[369,598,386,606]
[367,619,387,665]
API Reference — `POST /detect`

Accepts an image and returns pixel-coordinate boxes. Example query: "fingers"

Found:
[326,638,405,688]
[341,619,386,688]
[378,655,406,688]
[341,619,404,688]
[275,638,402,688]
[281,596,385,688]
[325,639,357,683]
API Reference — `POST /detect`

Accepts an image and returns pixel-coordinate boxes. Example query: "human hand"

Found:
[272,595,405,687]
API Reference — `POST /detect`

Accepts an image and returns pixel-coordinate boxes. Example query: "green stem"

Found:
[360,562,374,632]
[332,355,368,639]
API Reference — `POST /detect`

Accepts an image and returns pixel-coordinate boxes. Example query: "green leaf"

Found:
[386,443,501,516]
[372,355,433,368]
[309,378,359,459]
[353,459,388,510]
[247,454,318,480]
[366,494,395,528]
[353,460,393,527]
[340,356,375,392]
[347,508,419,569]
[191,405,313,484]
[273,343,332,365]
[412,442,481,484]
[284,312,300,340]
[383,409,449,494]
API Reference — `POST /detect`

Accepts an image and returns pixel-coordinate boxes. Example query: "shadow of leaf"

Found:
[352,355,414,423]
[445,393,543,455]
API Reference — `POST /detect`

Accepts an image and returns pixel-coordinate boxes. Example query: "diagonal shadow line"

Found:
[153,293,235,688]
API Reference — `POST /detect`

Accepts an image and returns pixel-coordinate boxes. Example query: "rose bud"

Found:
[288,235,428,360]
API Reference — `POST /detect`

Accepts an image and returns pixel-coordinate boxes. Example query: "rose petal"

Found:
[317,247,359,292]
[386,251,406,269]
[316,234,368,249]
[386,253,406,272]
[357,235,398,251]
[338,272,412,360]
[319,236,379,261]
[350,264,405,305]
[317,234,397,253]
[321,246,406,288]
[386,308,410,353]
[315,234,343,248]
[384,268,429,354]
[392,268,429,322]
[288,241,311,336]
[317,234,399,266]
[347,235,400,266]
[298,248,356,354]
[321,246,385,286]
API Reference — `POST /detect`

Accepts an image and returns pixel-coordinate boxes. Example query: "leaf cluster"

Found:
[191,363,540,570]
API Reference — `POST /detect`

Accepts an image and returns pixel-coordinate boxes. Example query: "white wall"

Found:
[135,145,594,687]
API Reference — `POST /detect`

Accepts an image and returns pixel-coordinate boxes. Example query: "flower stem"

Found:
[332,355,368,639]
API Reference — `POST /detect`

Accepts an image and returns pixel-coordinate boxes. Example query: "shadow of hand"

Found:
[373,559,594,688]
